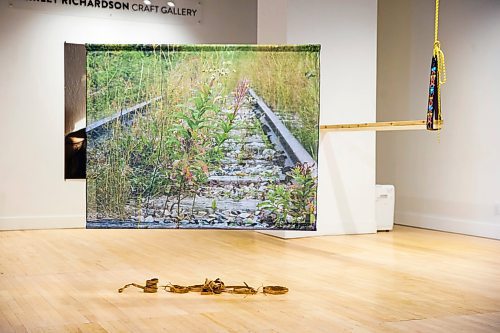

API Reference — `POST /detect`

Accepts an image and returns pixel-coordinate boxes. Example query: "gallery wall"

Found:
[257,0,287,44]
[258,0,378,237]
[0,0,257,230]
[377,0,500,239]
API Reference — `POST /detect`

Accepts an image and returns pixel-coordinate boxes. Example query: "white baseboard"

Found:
[0,215,85,230]
[396,211,500,240]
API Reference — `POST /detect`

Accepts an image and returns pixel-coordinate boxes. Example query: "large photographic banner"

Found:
[85,44,320,230]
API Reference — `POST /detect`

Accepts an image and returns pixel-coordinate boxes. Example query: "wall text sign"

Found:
[9,0,203,24]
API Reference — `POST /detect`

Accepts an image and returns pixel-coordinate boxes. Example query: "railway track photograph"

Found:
[85,44,320,230]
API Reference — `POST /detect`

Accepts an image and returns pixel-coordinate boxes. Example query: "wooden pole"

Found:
[320,120,442,132]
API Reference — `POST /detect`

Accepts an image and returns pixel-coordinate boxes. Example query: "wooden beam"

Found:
[320,120,442,132]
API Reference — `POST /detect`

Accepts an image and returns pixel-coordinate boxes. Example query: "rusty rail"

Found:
[86,97,162,138]
[249,89,316,170]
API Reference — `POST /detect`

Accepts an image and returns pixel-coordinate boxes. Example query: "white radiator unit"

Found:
[376,185,395,231]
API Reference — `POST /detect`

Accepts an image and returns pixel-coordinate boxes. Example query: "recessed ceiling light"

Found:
[167,1,175,7]
[144,0,151,5]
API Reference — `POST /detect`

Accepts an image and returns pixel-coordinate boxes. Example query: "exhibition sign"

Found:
[82,44,320,230]
[9,0,202,24]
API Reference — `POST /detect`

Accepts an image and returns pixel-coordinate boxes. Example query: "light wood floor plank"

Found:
[0,226,499,332]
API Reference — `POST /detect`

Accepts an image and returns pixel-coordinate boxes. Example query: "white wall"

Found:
[377,0,500,239]
[259,0,378,237]
[257,0,287,44]
[0,0,257,230]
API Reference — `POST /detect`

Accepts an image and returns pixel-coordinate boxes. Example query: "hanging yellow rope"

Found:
[433,0,446,86]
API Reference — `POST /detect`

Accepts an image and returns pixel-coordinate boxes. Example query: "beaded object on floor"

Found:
[118,278,288,295]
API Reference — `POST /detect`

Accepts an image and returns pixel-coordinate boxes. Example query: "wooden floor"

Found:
[0,226,499,332]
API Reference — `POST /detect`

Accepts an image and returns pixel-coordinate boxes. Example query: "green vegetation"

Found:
[87,48,172,123]
[241,51,320,159]
[86,45,319,229]
[258,163,317,226]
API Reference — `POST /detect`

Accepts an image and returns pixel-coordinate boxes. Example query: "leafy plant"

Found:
[258,163,317,227]
[257,184,291,227]
[288,163,317,224]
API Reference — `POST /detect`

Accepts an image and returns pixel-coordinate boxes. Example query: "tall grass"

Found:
[87,47,169,219]
[86,46,320,221]
[86,48,179,123]
[238,51,320,159]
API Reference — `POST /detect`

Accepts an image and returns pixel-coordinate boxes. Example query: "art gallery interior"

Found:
[0,0,499,331]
